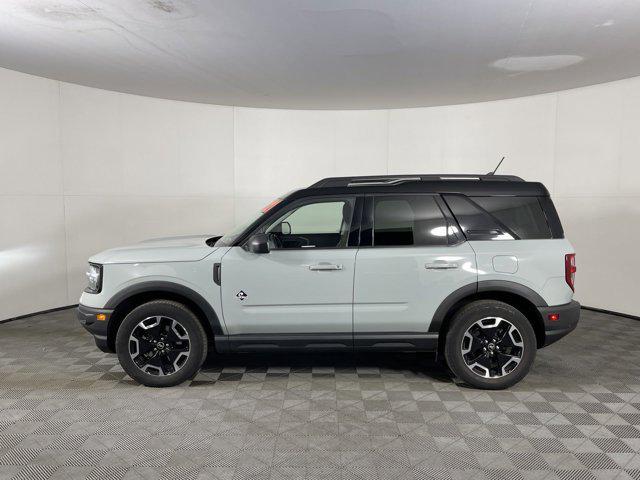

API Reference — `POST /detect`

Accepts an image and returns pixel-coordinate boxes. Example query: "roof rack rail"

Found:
[310,174,524,188]
[346,177,421,187]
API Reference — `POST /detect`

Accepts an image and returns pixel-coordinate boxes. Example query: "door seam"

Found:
[351,247,360,350]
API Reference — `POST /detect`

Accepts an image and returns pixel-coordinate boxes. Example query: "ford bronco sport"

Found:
[78,174,579,389]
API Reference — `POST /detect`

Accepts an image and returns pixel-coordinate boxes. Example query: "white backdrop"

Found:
[1,67,639,320]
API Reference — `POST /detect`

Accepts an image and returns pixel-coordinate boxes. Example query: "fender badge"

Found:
[236,290,247,301]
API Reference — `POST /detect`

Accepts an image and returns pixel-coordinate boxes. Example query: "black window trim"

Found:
[240,194,364,251]
[538,196,564,239]
[359,195,374,247]
[360,192,462,249]
[433,195,466,246]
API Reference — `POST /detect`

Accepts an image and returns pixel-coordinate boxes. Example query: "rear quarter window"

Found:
[471,196,551,240]
[443,194,552,240]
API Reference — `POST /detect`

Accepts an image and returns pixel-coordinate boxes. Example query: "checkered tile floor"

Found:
[1,308,640,479]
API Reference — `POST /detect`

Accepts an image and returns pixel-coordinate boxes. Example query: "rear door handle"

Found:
[308,263,343,271]
[467,229,503,236]
[425,262,459,270]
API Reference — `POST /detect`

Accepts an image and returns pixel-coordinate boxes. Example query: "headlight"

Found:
[85,263,103,294]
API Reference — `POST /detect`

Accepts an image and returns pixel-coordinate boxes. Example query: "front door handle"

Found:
[308,263,343,271]
[425,261,459,270]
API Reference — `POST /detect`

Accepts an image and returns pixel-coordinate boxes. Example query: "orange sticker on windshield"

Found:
[261,198,283,213]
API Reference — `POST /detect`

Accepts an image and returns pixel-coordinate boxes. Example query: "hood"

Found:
[89,235,221,264]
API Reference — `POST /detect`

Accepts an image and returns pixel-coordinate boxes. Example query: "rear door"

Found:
[353,194,477,347]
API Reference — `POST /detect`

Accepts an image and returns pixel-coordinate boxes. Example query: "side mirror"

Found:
[281,221,291,235]
[248,233,270,254]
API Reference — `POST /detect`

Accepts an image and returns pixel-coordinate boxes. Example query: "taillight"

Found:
[565,253,576,291]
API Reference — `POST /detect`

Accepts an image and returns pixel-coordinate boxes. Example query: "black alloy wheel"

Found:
[128,315,191,377]
[461,316,524,379]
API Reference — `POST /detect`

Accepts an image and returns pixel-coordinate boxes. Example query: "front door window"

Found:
[262,198,355,249]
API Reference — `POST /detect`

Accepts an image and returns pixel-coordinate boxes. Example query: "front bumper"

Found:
[77,304,114,352]
[538,300,580,347]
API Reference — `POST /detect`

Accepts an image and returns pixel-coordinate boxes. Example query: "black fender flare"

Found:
[428,280,547,333]
[104,281,224,335]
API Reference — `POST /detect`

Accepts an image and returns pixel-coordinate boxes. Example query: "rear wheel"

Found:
[444,300,536,390]
[116,300,207,387]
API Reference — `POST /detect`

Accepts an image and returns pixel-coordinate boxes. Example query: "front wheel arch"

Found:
[107,289,217,353]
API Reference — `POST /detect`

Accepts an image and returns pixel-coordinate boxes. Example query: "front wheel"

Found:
[116,300,207,387]
[444,300,536,390]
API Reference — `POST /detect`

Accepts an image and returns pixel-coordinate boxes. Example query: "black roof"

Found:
[310,174,524,188]
[301,174,549,197]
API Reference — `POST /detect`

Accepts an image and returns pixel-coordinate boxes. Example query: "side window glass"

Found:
[285,202,343,234]
[373,195,447,247]
[263,199,355,249]
[470,196,552,239]
[443,195,515,241]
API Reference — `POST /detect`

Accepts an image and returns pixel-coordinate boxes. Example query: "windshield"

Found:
[214,194,291,247]
[214,211,265,247]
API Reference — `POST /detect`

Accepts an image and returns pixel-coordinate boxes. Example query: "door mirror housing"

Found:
[280,221,291,235]
[248,233,270,254]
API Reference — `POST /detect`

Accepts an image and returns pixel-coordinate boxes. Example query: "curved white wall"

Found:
[1,67,639,320]
[0,68,235,320]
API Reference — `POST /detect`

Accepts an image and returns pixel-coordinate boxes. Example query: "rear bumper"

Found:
[77,304,114,352]
[538,300,580,347]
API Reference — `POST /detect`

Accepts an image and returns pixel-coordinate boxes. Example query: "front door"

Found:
[220,196,359,349]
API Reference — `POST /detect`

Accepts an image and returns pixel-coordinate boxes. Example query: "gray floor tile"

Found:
[0,308,639,479]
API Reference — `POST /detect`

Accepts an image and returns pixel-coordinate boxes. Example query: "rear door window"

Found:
[373,195,448,247]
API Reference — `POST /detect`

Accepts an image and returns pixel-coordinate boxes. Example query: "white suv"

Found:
[78,174,579,389]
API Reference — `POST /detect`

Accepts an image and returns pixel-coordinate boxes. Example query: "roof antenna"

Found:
[487,156,505,176]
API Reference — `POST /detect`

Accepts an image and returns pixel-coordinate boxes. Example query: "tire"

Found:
[116,300,208,387]
[444,300,536,390]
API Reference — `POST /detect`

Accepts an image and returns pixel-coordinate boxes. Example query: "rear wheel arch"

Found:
[105,282,221,352]
[433,283,546,352]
